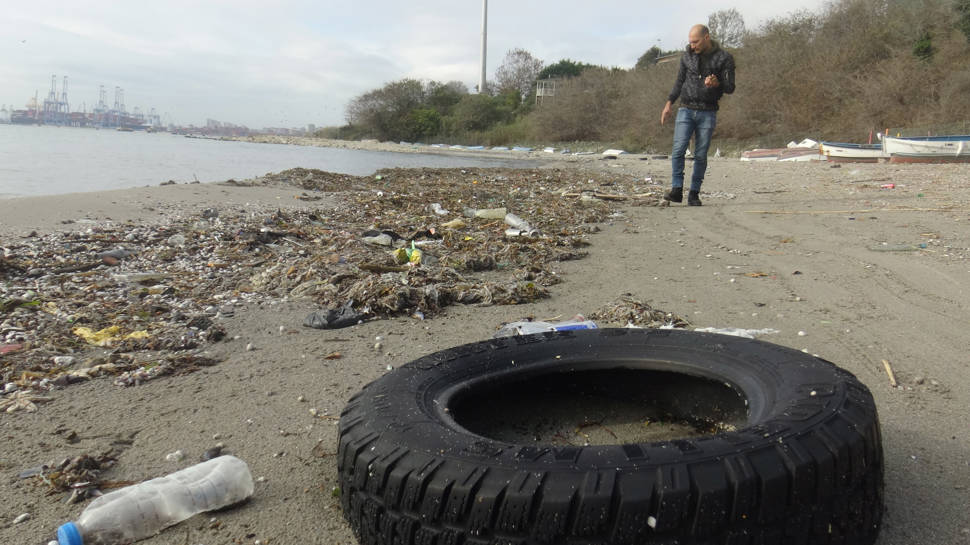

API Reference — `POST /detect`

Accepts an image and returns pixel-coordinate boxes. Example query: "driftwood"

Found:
[561,192,658,201]
[882,359,898,388]
[358,263,409,273]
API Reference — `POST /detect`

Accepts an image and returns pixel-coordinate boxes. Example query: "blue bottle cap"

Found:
[57,522,83,545]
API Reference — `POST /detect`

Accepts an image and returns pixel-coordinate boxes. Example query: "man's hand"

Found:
[660,101,673,126]
[704,74,720,88]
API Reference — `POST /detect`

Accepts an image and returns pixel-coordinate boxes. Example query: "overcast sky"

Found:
[1,1,831,129]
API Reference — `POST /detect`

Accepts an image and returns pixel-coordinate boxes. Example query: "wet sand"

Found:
[1,154,968,545]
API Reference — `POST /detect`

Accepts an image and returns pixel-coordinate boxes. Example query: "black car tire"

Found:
[337,328,883,545]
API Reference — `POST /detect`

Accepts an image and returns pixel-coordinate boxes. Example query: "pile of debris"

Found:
[1,166,663,409]
[589,294,691,328]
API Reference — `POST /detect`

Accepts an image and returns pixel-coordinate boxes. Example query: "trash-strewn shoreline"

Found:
[231,134,615,161]
[2,158,969,544]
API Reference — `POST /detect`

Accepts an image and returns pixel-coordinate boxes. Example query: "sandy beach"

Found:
[1,151,968,545]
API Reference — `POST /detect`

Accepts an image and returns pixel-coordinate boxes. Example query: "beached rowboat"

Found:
[777,148,825,162]
[882,135,970,163]
[741,147,823,161]
[740,148,784,161]
[820,141,885,163]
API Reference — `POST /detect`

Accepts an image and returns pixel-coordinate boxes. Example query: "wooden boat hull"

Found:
[889,153,970,164]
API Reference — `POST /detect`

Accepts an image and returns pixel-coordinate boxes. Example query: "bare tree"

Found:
[708,8,747,48]
[494,48,544,99]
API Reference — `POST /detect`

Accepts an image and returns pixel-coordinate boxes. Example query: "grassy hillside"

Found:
[529,0,970,152]
[329,0,970,153]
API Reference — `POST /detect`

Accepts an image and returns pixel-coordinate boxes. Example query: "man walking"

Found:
[661,24,736,206]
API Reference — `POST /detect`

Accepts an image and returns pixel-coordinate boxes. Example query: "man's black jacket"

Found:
[667,42,736,111]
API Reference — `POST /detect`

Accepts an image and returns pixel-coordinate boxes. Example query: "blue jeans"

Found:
[671,108,717,192]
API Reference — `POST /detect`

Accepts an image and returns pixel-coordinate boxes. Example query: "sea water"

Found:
[0,124,535,198]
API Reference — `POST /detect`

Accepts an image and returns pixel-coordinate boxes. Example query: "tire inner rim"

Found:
[448,366,750,446]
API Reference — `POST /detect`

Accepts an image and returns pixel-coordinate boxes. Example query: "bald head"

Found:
[688,24,712,54]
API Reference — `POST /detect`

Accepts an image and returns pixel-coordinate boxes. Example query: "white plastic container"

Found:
[56,455,254,545]
[493,316,598,338]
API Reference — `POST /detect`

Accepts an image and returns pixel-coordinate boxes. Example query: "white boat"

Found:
[820,141,885,163]
[741,138,824,162]
[740,147,823,162]
[740,148,783,161]
[777,147,825,162]
[882,135,970,163]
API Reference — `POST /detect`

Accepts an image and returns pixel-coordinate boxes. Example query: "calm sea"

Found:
[0,124,536,199]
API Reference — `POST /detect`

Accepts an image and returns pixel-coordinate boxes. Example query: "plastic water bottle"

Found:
[493,315,598,338]
[55,455,254,545]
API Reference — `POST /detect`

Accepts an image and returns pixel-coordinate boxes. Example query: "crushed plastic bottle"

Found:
[463,207,507,220]
[55,455,254,545]
[493,315,598,338]
[503,213,539,237]
[503,213,531,230]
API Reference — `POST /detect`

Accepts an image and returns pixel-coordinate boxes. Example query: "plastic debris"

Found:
[1,343,24,355]
[392,242,423,265]
[72,326,151,347]
[303,301,364,330]
[693,327,780,339]
[463,207,507,219]
[361,232,393,246]
[494,315,598,338]
[504,213,539,237]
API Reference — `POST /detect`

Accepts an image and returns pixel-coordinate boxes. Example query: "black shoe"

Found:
[688,190,702,206]
[664,187,683,203]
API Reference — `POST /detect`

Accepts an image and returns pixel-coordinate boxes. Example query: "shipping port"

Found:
[0,75,164,131]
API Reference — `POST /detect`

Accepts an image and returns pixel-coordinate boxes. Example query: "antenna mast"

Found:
[479,0,487,94]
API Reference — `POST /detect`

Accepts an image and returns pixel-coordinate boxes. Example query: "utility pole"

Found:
[479,0,487,94]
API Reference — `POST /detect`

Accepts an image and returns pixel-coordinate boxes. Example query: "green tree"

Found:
[425,81,467,116]
[537,59,590,80]
[403,108,442,141]
[346,78,426,140]
[450,94,504,132]
[635,46,662,69]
